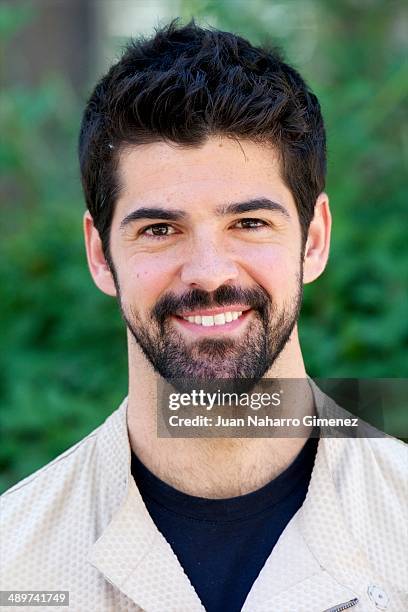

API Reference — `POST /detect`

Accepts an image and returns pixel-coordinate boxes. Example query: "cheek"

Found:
[236,244,301,297]
[119,254,179,308]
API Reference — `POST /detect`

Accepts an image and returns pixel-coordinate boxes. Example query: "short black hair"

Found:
[79,19,326,262]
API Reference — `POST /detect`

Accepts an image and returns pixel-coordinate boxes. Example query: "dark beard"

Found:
[112,273,303,382]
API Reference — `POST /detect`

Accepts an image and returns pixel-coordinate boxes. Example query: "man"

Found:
[1,20,407,612]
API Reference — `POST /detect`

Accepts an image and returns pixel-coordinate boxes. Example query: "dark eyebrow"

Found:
[120,207,187,230]
[120,197,289,231]
[216,198,290,218]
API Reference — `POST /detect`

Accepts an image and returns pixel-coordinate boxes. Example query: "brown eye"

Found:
[143,224,176,237]
[235,218,267,229]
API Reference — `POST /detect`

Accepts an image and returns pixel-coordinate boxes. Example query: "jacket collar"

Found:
[88,398,204,610]
[87,386,386,611]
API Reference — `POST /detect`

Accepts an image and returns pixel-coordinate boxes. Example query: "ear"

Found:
[83,211,117,296]
[303,192,332,284]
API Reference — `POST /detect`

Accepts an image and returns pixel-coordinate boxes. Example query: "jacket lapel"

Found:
[242,381,369,612]
[240,477,360,612]
[88,402,205,611]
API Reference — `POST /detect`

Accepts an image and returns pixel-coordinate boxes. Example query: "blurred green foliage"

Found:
[1,1,407,492]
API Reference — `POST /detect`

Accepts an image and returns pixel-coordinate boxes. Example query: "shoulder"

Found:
[325,434,407,590]
[0,421,104,572]
[357,434,408,516]
[0,400,129,591]
[1,424,101,507]
[366,433,407,476]
[0,423,101,591]
[327,433,407,492]
[324,433,407,515]
[1,398,128,509]
[309,377,407,502]
[0,400,134,608]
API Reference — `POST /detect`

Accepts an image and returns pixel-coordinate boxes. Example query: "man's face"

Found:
[108,137,304,380]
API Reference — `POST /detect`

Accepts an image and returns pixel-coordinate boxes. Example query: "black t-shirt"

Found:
[131,435,318,612]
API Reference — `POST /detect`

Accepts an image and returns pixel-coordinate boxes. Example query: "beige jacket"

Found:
[1,386,407,612]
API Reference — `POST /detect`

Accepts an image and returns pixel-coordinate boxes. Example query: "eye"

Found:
[141,223,178,238]
[233,218,268,230]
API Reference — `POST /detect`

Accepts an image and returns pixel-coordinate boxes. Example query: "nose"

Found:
[180,235,239,292]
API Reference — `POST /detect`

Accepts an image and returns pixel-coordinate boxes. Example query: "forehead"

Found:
[115,136,296,217]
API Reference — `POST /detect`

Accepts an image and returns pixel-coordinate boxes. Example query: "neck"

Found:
[126,328,315,498]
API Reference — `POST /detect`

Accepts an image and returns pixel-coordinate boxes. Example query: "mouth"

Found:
[172,306,253,334]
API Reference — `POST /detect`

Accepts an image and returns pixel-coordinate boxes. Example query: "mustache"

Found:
[152,285,271,323]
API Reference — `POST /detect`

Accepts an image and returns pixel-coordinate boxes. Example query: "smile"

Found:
[182,311,243,326]
[173,307,252,334]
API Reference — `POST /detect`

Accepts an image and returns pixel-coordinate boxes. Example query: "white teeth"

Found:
[214,313,226,325]
[201,315,215,326]
[182,310,245,327]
